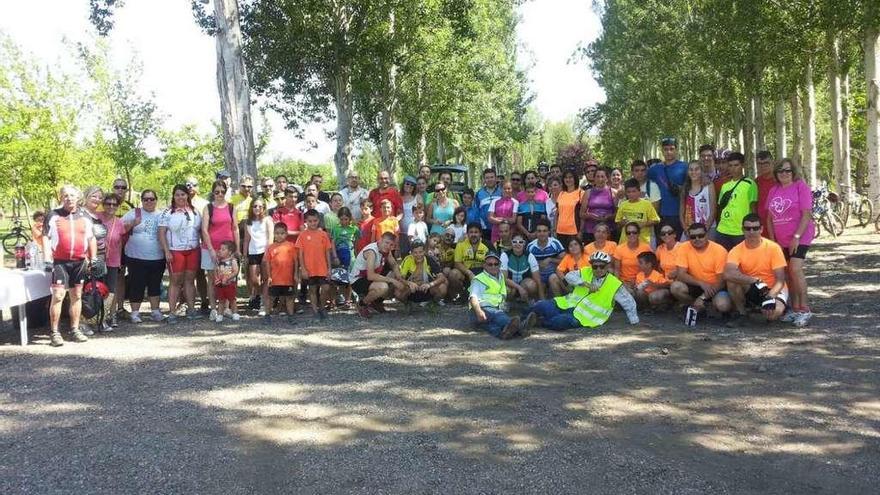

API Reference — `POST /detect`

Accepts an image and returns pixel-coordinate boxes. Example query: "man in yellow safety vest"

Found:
[468,250,529,339]
[523,251,640,331]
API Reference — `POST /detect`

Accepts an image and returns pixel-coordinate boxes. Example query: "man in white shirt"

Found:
[340,171,369,221]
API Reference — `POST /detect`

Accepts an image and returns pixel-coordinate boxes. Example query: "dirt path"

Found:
[1,227,878,494]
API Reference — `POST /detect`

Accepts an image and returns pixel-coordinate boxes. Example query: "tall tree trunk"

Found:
[866,26,880,209]
[827,31,845,190]
[379,9,397,176]
[333,70,354,182]
[744,99,756,175]
[436,129,446,164]
[754,92,765,153]
[734,107,744,150]
[774,99,787,159]
[841,72,853,192]
[712,123,721,148]
[213,0,256,183]
[790,91,802,166]
[417,125,428,168]
[802,60,818,186]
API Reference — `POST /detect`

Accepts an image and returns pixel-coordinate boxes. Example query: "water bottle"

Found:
[684,306,698,327]
[14,238,26,269]
[25,242,41,271]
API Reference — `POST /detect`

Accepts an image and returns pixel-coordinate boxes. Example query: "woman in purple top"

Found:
[516,170,549,204]
[488,181,519,243]
[579,167,617,243]
[766,159,815,327]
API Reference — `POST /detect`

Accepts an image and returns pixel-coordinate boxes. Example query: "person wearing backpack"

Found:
[201,179,241,322]
[713,152,757,251]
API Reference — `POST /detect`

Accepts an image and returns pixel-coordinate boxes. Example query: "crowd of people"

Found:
[36,136,816,346]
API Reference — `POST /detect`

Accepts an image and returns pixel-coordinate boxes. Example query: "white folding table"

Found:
[0,268,51,346]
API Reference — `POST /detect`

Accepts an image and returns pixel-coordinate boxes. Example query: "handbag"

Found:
[718,177,747,212]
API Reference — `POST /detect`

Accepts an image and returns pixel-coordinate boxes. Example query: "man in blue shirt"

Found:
[474,168,501,243]
[526,219,565,293]
[647,136,688,238]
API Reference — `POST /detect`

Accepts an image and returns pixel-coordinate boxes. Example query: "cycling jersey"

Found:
[43,208,94,261]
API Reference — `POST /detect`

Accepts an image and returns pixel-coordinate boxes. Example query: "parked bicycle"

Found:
[811,185,844,238]
[837,187,874,228]
[1,195,32,258]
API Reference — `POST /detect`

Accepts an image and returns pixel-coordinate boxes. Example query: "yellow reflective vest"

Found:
[553,266,621,328]
[473,271,507,308]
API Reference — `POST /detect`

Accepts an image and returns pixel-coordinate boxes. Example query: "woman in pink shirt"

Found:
[516,170,549,203]
[101,193,126,329]
[766,159,815,327]
[201,179,240,321]
[488,181,519,243]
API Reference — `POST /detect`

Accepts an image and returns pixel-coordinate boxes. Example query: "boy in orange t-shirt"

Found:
[296,209,336,320]
[635,251,671,310]
[371,199,400,243]
[263,222,298,323]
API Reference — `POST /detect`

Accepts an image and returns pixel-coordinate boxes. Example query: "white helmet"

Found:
[589,251,612,265]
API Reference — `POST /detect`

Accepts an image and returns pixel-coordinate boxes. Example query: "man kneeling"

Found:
[400,239,448,308]
[352,232,409,317]
[469,251,528,339]
[525,251,639,331]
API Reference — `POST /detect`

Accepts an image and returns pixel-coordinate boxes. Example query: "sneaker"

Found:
[130,312,142,324]
[151,310,163,322]
[110,315,119,328]
[295,307,305,315]
[49,331,64,347]
[499,317,521,340]
[100,321,114,333]
[418,301,430,308]
[780,310,799,323]
[357,303,373,319]
[231,313,241,321]
[520,312,537,337]
[257,309,266,317]
[209,309,218,321]
[213,313,223,323]
[793,311,813,327]
[725,313,748,328]
[166,314,178,324]
[436,300,446,307]
[80,324,94,336]
[70,327,89,343]
[223,308,233,317]
[186,309,202,320]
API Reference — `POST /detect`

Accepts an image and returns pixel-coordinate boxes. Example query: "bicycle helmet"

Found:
[589,251,612,265]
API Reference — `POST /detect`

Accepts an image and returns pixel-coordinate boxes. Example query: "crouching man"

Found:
[524,251,639,331]
[469,250,528,340]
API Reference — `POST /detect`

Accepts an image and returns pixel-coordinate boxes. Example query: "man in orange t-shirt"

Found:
[296,209,337,320]
[612,222,652,290]
[724,214,788,327]
[670,222,733,315]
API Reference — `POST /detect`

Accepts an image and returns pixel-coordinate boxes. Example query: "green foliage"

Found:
[257,158,338,191]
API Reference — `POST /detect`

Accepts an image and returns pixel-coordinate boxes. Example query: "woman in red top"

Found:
[200,179,240,321]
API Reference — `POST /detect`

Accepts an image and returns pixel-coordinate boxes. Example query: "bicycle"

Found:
[811,185,844,238]
[2,195,32,257]
[838,186,874,228]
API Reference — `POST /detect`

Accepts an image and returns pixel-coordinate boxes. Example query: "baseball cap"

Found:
[216,170,231,179]
[660,137,678,146]
[485,250,502,261]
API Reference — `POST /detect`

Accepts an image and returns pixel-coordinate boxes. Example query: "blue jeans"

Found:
[528,299,580,331]
[470,306,511,338]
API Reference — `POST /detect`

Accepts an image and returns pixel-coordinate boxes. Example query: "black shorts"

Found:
[408,290,433,303]
[306,275,329,287]
[247,253,264,266]
[686,283,704,299]
[782,244,809,260]
[51,260,87,289]
[352,277,372,297]
[268,285,294,297]
[105,267,120,291]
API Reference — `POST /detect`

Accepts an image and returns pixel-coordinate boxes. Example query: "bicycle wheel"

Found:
[825,212,845,238]
[2,230,29,256]
[835,199,850,226]
[875,213,880,233]
[856,198,874,227]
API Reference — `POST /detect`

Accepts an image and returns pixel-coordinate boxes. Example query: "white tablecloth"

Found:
[0,268,51,309]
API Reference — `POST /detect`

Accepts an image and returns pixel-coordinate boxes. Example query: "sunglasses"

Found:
[511,239,526,245]
[241,185,253,189]
[511,177,521,181]
[103,202,118,207]
[262,184,274,188]
[435,187,446,192]
[591,264,608,269]
[185,182,198,188]
[660,230,675,236]
[113,185,128,190]
[485,262,500,267]
[776,168,793,174]
[689,233,707,239]
[142,197,157,202]
[743,226,762,232]
[626,231,639,235]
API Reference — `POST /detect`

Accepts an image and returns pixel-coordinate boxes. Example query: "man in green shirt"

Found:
[713,152,757,251]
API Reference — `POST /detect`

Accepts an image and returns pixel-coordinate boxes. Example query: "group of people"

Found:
[36,136,816,346]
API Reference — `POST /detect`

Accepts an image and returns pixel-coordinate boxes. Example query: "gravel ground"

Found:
[1,226,878,494]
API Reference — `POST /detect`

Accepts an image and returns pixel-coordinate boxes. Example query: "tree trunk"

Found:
[754,92,765,153]
[733,107,744,151]
[827,31,845,190]
[333,70,354,182]
[379,9,397,176]
[866,26,880,209]
[841,72,853,192]
[744,99,756,174]
[436,129,446,164]
[213,0,256,183]
[802,60,818,186]
[790,91,802,166]
[417,125,428,168]
[774,99,787,159]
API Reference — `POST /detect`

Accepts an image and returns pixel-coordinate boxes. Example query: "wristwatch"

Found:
[793,234,801,239]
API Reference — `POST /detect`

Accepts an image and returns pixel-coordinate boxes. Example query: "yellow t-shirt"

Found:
[454,240,489,270]
[230,193,253,223]
[615,199,659,245]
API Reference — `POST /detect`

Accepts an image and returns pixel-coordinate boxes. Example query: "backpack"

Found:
[81,277,105,325]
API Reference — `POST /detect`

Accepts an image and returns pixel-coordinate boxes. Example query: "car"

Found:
[430,165,470,195]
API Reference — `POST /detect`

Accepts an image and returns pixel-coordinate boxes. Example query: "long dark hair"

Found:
[247,198,266,225]
[170,184,194,212]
